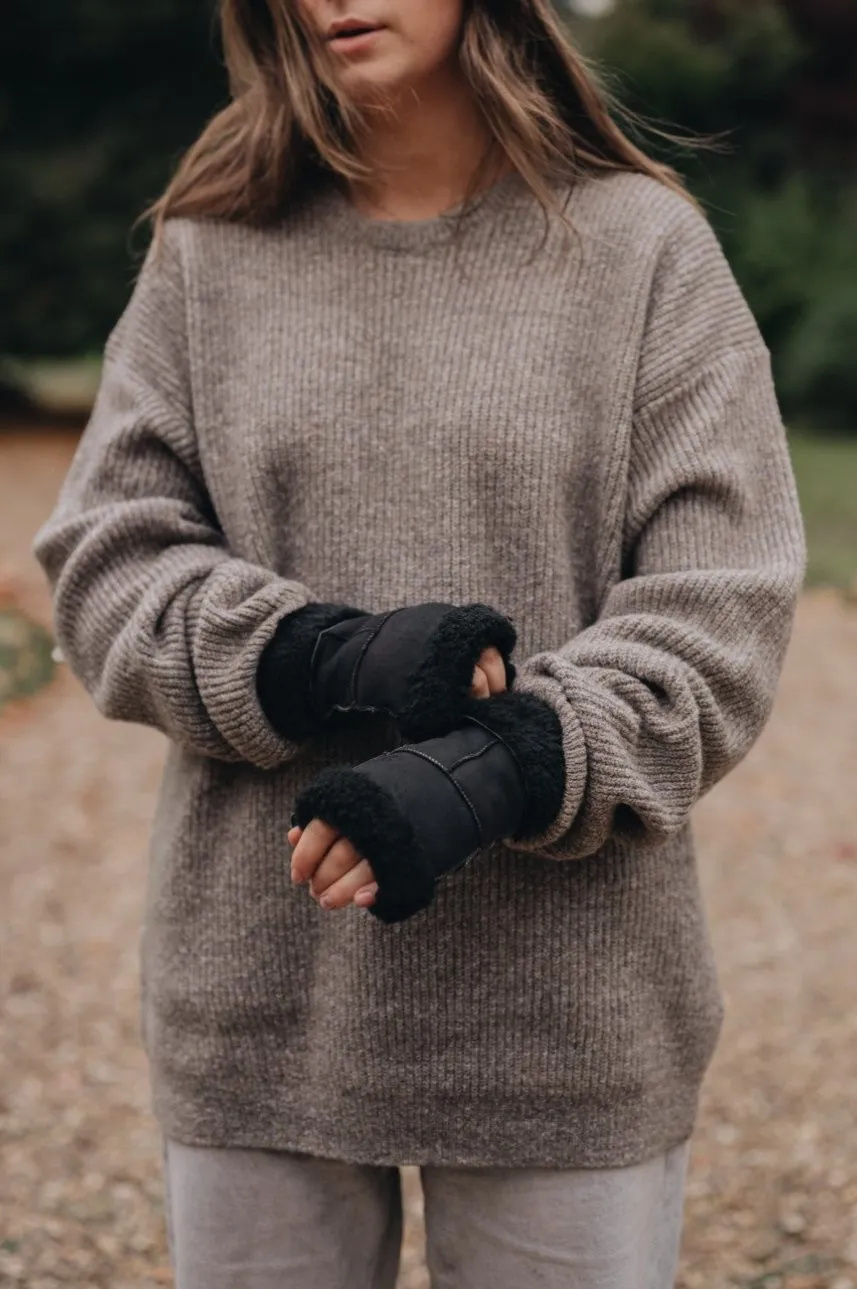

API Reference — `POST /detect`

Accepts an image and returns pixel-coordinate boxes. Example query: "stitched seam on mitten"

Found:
[447,737,502,774]
[346,608,406,705]
[460,713,528,796]
[388,746,485,849]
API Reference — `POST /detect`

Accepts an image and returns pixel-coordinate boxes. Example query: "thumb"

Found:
[470,666,490,699]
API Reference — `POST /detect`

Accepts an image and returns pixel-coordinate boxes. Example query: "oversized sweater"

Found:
[34,170,806,1169]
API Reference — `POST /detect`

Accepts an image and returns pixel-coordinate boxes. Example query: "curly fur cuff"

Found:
[292,766,437,924]
[461,690,566,839]
[397,604,518,741]
[257,603,365,740]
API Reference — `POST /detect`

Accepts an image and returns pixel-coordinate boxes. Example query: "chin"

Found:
[337,60,426,105]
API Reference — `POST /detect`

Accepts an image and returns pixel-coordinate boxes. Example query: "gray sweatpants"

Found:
[163,1138,689,1289]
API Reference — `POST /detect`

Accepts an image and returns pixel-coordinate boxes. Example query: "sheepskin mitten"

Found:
[258,600,517,742]
[292,690,565,924]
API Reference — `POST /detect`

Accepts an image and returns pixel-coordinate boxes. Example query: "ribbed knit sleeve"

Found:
[512,203,807,861]
[32,222,314,768]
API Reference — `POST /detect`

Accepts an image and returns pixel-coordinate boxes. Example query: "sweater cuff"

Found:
[256,602,366,740]
[179,566,320,769]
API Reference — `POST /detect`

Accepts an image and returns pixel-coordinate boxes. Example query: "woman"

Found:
[34,1,806,1285]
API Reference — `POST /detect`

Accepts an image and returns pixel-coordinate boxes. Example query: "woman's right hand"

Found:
[470,646,508,699]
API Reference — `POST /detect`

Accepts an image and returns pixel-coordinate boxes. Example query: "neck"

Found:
[351,68,505,221]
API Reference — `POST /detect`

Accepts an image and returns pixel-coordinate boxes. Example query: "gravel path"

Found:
[2,430,856,1289]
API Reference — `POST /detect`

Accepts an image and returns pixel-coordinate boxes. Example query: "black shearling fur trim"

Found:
[461,690,566,840]
[396,604,518,742]
[257,603,365,740]
[292,766,437,924]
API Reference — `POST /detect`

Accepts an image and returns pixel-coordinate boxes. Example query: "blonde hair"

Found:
[147,0,688,234]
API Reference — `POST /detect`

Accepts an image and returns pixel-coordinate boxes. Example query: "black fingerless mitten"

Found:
[292,690,566,924]
[257,602,367,740]
[258,600,517,742]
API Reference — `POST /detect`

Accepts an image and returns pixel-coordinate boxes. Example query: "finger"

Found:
[469,666,490,699]
[353,883,378,908]
[318,861,378,910]
[290,819,340,883]
[310,842,369,898]
[478,646,508,695]
[287,825,302,846]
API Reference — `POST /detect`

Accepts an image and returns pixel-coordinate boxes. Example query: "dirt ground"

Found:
[2,428,856,1289]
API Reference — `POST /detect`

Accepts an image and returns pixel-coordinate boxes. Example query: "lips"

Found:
[327,18,383,42]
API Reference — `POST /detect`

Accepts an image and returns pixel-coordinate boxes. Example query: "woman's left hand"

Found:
[288,821,378,909]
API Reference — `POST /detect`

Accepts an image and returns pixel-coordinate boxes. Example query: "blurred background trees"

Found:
[2,0,856,430]
[577,0,857,429]
[0,0,225,360]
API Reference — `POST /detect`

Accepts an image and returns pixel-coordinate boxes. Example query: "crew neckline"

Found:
[322,169,530,251]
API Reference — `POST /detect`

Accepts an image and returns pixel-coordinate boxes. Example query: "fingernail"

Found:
[319,894,333,909]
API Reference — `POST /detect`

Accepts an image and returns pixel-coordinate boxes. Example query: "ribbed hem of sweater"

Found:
[152,1086,701,1171]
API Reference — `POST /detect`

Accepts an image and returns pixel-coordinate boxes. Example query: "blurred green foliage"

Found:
[722,179,857,426]
[0,0,225,359]
[788,430,857,587]
[585,0,857,429]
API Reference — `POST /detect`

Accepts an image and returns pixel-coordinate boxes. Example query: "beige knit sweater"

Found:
[34,170,806,1168]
